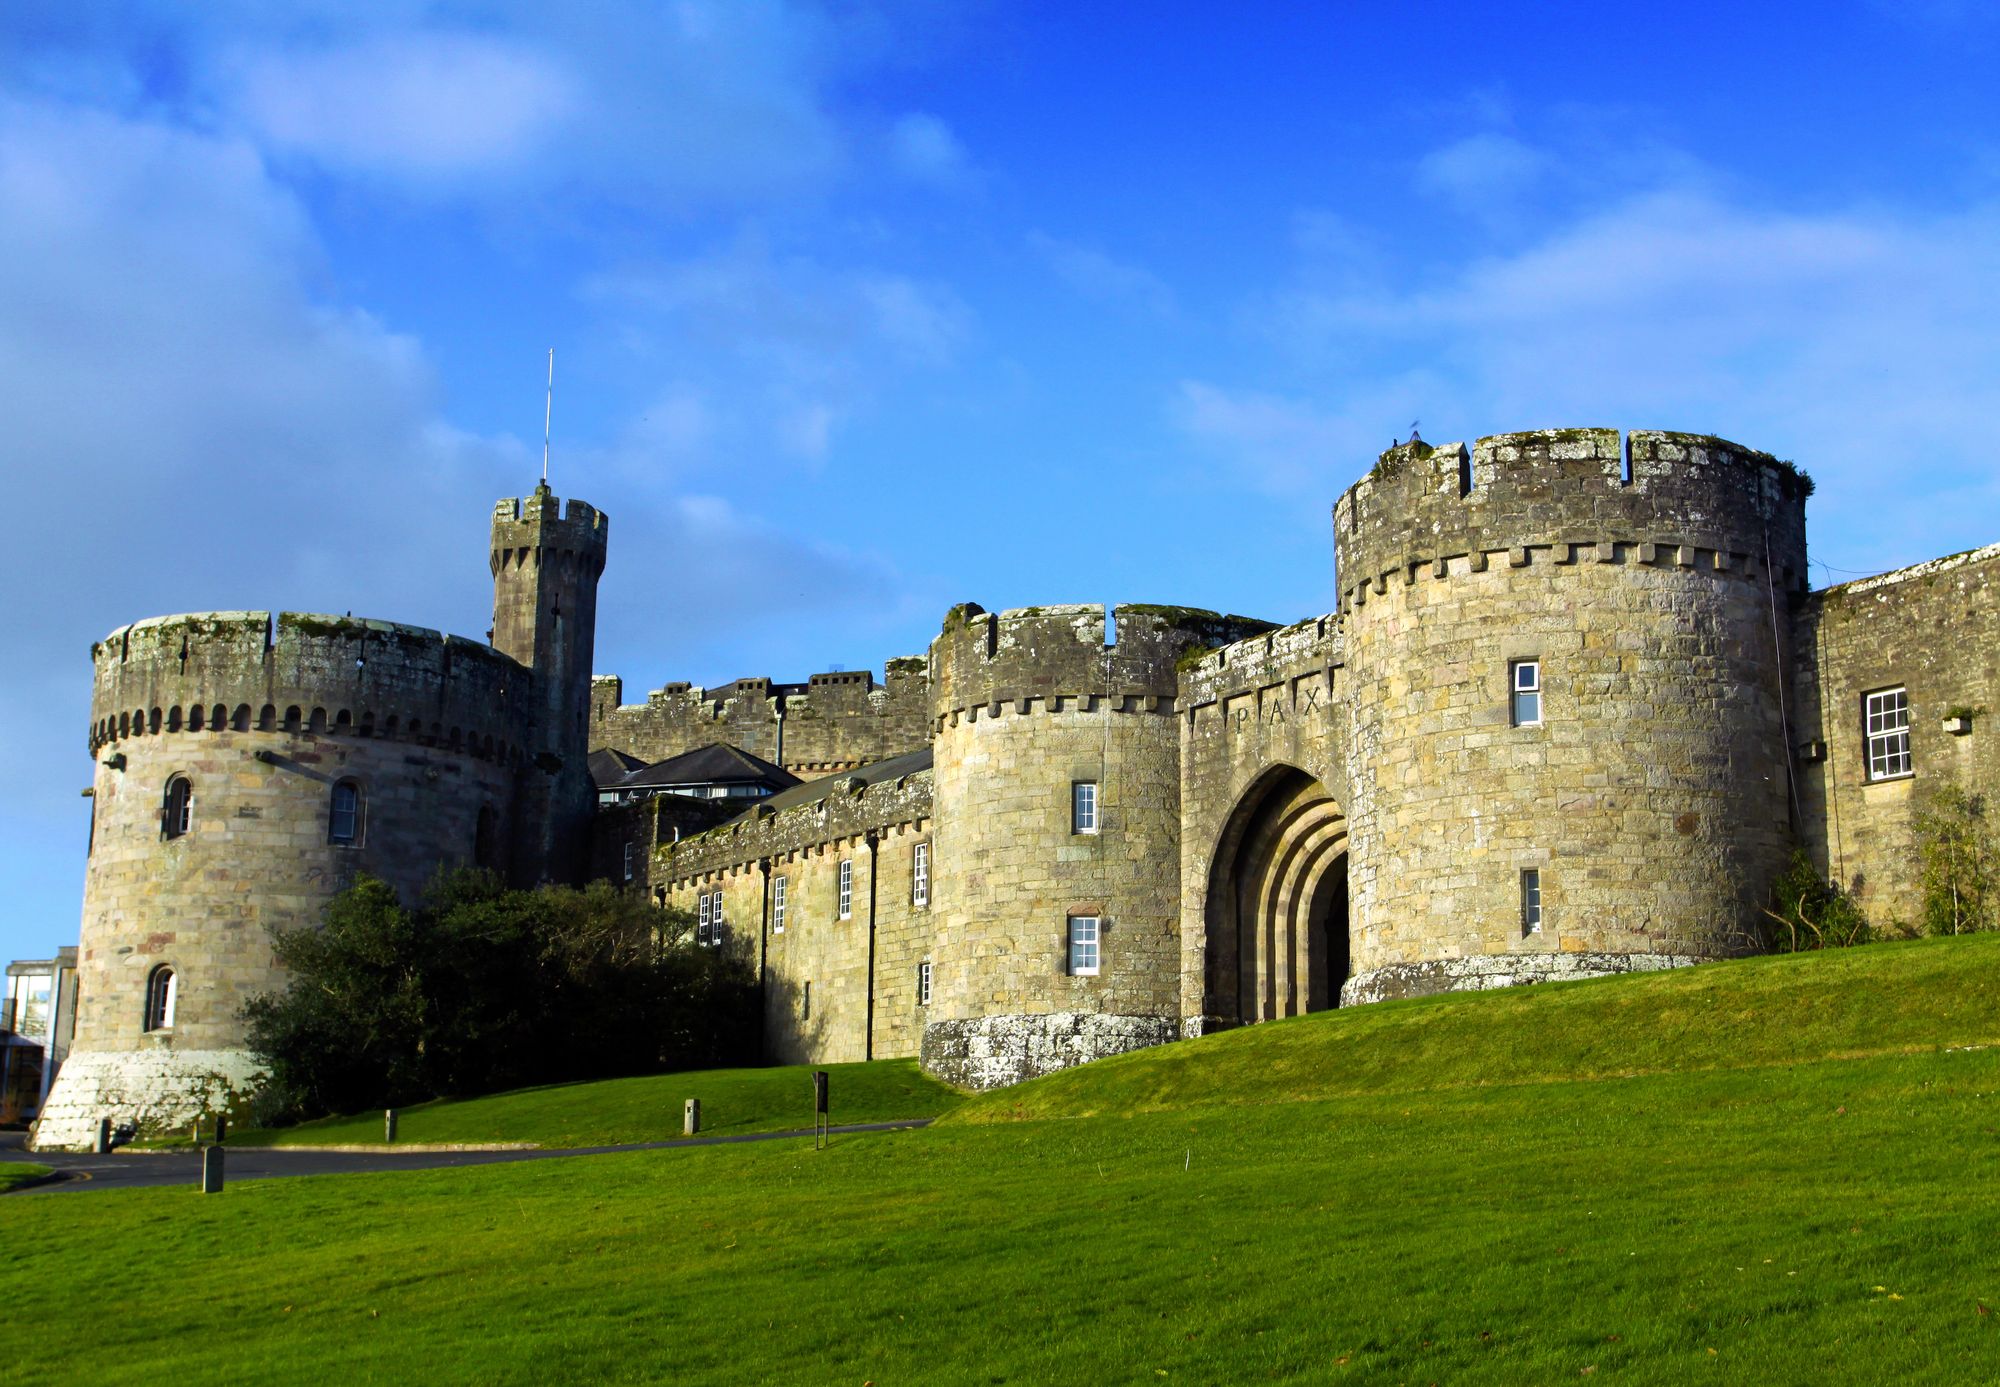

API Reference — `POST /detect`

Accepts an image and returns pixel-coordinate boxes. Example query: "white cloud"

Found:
[1415,132,1549,209]
[1028,231,1176,318]
[1213,185,2000,573]
[227,33,576,180]
[890,112,971,186]
[588,237,970,460]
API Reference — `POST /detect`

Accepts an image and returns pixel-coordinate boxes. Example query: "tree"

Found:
[243,870,758,1124]
[1912,785,1998,937]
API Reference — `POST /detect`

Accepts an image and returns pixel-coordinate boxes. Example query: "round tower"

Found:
[1332,428,1811,1002]
[34,611,531,1149]
[921,602,1268,1088]
[490,485,609,883]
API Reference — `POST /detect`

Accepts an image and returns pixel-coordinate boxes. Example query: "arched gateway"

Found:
[1203,765,1348,1026]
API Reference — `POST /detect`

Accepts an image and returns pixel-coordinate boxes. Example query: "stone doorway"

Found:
[1203,766,1349,1026]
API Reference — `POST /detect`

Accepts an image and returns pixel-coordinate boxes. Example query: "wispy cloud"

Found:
[1028,230,1176,318]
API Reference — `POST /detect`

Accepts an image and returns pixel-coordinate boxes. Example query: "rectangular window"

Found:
[1521,869,1543,936]
[1068,916,1100,976]
[1072,781,1099,834]
[773,875,788,933]
[838,859,853,919]
[1511,660,1542,727]
[1865,687,1912,780]
[918,960,932,1006]
[712,891,725,942]
[622,841,634,882]
[912,842,930,907]
[696,892,712,947]
[802,980,812,1021]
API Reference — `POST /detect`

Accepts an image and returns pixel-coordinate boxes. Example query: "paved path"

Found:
[0,1120,933,1194]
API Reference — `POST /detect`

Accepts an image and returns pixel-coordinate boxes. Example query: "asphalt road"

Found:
[0,1120,932,1193]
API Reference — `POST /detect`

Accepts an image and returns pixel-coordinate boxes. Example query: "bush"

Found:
[1912,784,1998,937]
[1762,850,1871,951]
[243,870,758,1124]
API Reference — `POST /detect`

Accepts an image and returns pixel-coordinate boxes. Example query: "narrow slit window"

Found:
[802,980,811,1021]
[1511,660,1542,727]
[1072,781,1098,834]
[912,842,930,907]
[145,965,177,1031]
[1068,916,1100,976]
[918,960,933,1006]
[1521,869,1543,936]
[773,875,788,933]
[1864,687,1912,780]
[838,859,853,920]
[162,776,194,840]
[622,841,635,882]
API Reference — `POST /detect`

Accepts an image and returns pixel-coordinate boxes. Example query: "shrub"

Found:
[1912,784,1998,936]
[1762,850,1871,951]
[243,870,758,1124]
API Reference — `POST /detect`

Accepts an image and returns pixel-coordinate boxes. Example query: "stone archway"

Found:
[1203,766,1348,1027]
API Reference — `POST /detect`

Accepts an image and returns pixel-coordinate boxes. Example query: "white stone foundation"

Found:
[1341,952,1712,1007]
[30,1048,268,1151]
[921,1012,1177,1090]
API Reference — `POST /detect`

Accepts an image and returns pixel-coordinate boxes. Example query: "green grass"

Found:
[216,1058,961,1149]
[0,1162,53,1193]
[5,938,1998,1384]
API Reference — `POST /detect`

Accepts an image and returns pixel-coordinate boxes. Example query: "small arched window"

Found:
[329,780,362,846]
[145,965,177,1031]
[163,776,193,840]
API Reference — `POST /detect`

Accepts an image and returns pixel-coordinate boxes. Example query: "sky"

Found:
[4,0,1999,965]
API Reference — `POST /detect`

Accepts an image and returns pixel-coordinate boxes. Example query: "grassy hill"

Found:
[213,1058,960,1149]
[6,937,1998,1384]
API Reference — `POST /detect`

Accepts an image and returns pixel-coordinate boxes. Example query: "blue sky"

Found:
[4,1,1999,965]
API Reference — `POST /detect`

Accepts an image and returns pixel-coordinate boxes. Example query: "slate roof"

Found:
[588,747,650,789]
[615,742,801,793]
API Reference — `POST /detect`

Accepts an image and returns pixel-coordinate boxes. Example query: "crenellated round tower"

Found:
[921,601,1270,1088]
[36,611,532,1148]
[1332,428,1810,1002]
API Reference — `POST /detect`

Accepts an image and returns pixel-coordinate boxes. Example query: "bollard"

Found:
[384,1108,398,1144]
[95,1116,111,1155]
[813,1071,830,1149]
[683,1098,701,1137]
[201,1145,224,1194]
[215,1115,228,1145]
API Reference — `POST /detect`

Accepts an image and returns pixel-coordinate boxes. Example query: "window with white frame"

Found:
[622,841,635,882]
[838,859,853,919]
[1521,869,1543,936]
[329,780,362,846]
[697,891,712,946]
[712,891,725,942]
[773,875,788,932]
[1067,916,1100,976]
[1072,781,1098,834]
[912,842,930,907]
[1510,660,1542,727]
[162,775,194,840]
[918,960,932,1006]
[1865,687,1912,780]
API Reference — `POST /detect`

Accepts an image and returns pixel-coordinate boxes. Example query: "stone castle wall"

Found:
[921,603,1270,1087]
[1792,543,2000,924]
[658,765,933,1066]
[589,660,931,780]
[1332,430,1811,1001]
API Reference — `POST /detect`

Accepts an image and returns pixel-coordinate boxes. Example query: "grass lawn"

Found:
[214,1058,962,1148]
[5,937,1998,1384]
[0,1162,52,1193]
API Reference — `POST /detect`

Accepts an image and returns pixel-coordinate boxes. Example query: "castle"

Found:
[32,429,1999,1147]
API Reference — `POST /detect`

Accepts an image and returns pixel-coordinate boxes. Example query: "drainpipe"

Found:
[864,830,880,1061]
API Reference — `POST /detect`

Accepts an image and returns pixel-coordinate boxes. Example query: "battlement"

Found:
[1178,613,1344,711]
[89,611,530,764]
[1333,429,1810,607]
[490,485,609,574]
[660,762,934,886]
[930,602,1276,725]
